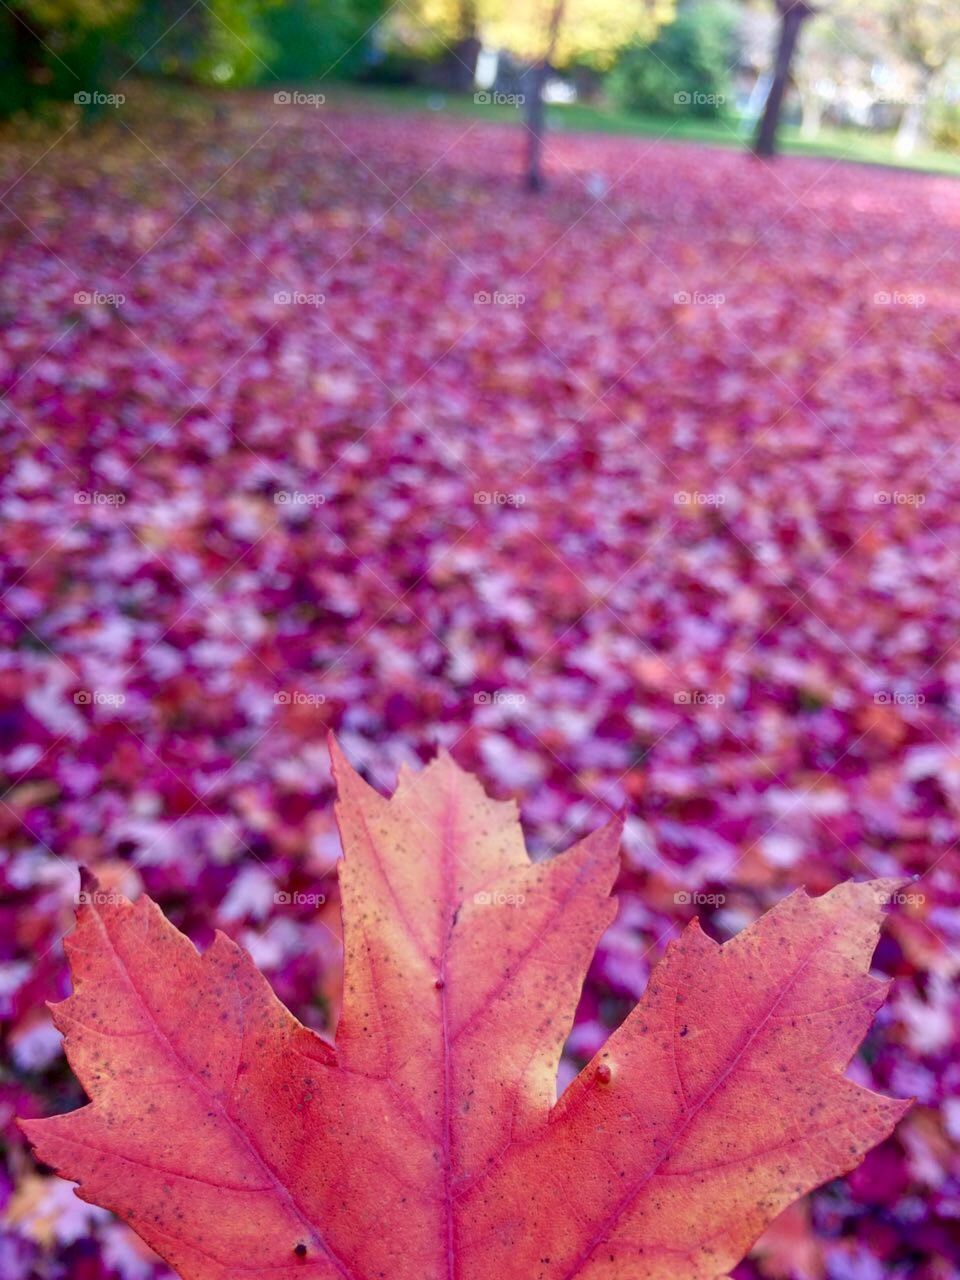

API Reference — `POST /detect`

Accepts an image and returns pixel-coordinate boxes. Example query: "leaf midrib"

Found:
[438,770,460,1280]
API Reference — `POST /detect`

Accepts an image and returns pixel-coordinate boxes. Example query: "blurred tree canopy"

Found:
[18,0,134,22]
[874,0,960,153]
[0,0,389,116]
[882,0,960,79]
[395,0,675,69]
[607,1,737,118]
[263,0,385,80]
[775,0,960,154]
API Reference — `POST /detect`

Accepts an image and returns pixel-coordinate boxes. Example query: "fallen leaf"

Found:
[750,1200,824,1280]
[21,743,908,1279]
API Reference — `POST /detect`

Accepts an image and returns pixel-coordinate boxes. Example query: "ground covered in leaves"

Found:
[1,88,958,1279]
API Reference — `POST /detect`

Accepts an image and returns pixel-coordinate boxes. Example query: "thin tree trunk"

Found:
[452,0,479,92]
[800,90,822,139]
[753,2,811,158]
[450,36,481,92]
[894,70,933,157]
[523,0,565,192]
[9,8,48,112]
[524,61,549,192]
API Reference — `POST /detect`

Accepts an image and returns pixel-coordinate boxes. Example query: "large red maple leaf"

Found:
[22,742,908,1279]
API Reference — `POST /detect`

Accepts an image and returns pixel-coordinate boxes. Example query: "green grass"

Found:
[9,76,957,180]
[328,83,960,179]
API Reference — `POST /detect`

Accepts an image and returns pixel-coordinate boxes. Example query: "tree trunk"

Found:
[8,9,48,112]
[753,3,811,158]
[452,0,479,91]
[522,0,565,193]
[446,35,481,93]
[800,90,822,139]
[894,72,933,158]
[523,61,549,193]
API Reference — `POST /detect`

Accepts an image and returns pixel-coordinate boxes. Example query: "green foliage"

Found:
[355,49,426,86]
[15,0,136,27]
[607,1,736,119]
[927,97,960,150]
[0,0,390,117]
[120,0,273,88]
[0,18,34,117]
[262,0,385,81]
[0,2,133,118]
[190,0,276,86]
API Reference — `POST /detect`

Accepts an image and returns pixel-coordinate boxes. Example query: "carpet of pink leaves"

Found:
[1,89,958,1279]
